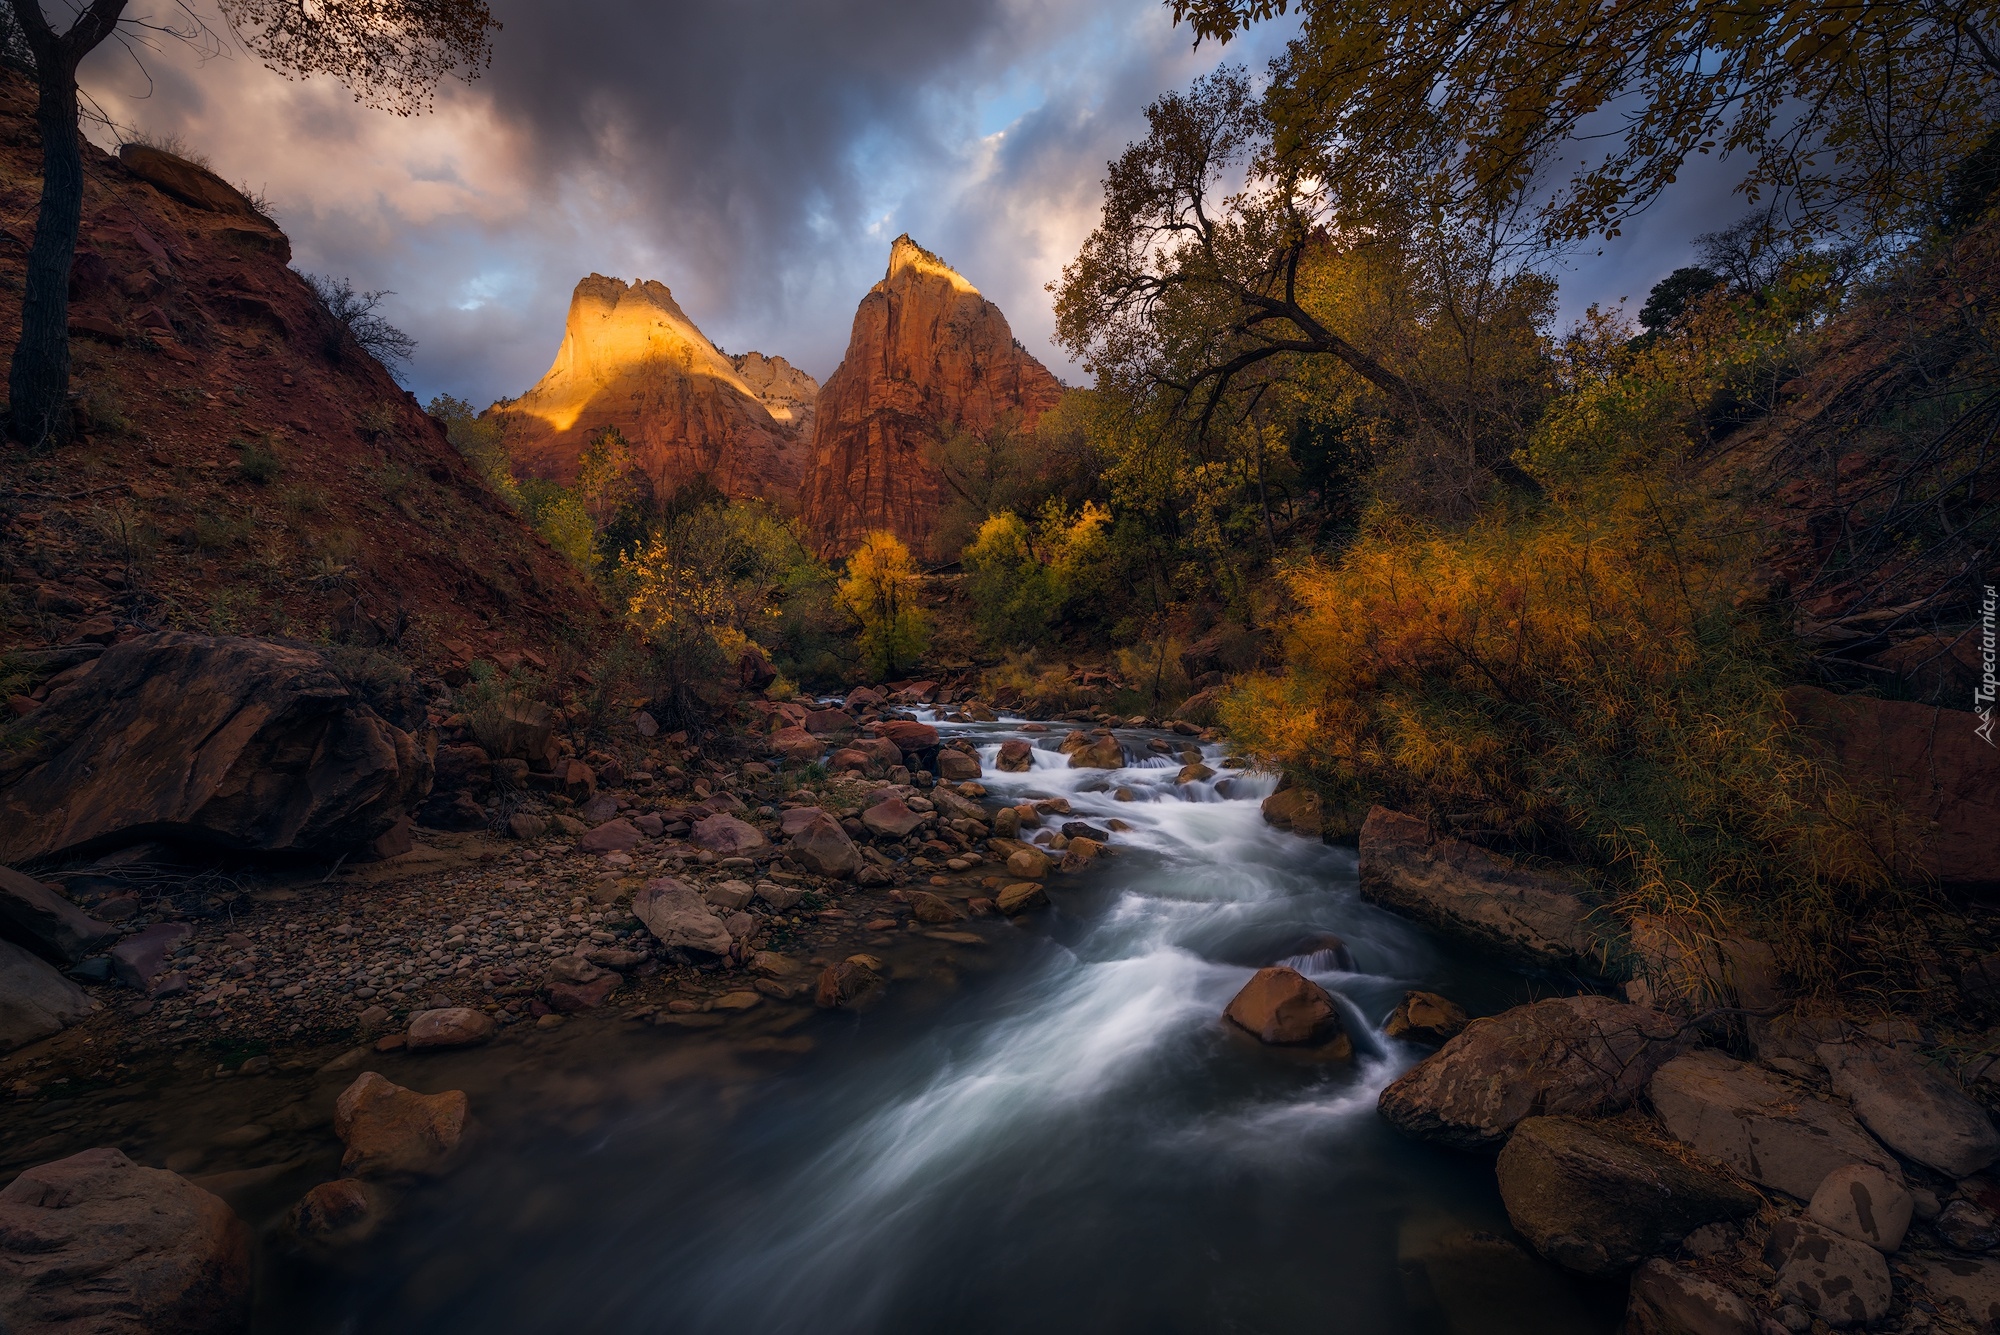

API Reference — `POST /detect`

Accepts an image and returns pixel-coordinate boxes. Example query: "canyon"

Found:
[496,235,1064,558]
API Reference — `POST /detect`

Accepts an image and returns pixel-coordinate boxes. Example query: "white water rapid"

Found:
[271,717,1618,1335]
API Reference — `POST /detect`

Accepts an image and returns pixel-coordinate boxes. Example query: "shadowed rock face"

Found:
[802,235,1065,559]
[493,274,815,506]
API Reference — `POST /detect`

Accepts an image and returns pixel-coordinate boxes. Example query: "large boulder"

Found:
[1495,1116,1759,1275]
[1067,735,1126,770]
[0,632,428,863]
[995,739,1034,772]
[1260,786,1324,839]
[689,813,767,855]
[1817,1037,2000,1178]
[1808,1163,1913,1253]
[0,1146,250,1334]
[1649,1049,1901,1200]
[0,938,96,1051]
[1624,1259,1760,1335]
[0,866,116,965]
[1786,685,2000,896]
[1765,1217,1893,1327]
[1222,967,1343,1045]
[937,749,982,781]
[632,878,733,955]
[789,812,861,878]
[876,719,939,754]
[1377,995,1683,1151]
[1357,807,1624,976]
[333,1071,469,1178]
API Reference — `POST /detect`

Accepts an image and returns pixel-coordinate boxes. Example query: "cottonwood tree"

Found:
[4,0,497,448]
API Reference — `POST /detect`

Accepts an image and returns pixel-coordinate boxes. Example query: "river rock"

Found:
[1766,1217,1893,1327]
[996,739,1034,771]
[111,921,191,996]
[1495,1116,1760,1275]
[547,974,621,1012]
[1067,735,1125,769]
[1908,1257,2000,1329]
[406,1007,495,1051]
[0,938,96,1051]
[861,797,926,839]
[633,878,733,955]
[1377,995,1683,1151]
[996,881,1047,915]
[815,955,883,1009]
[772,726,824,762]
[0,865,116,965]
[1807,1163,1913,1252]
[333,1071,469,1177]
[0,631,427,864]
[1816,1037,2000,1177]
[1261,786,1324,838]
[1624,1258,1760,1335]
[1006,848,1053,879]
[778,807,828,837]
[690,813,767,855]
[1357,807,1622,976]
[1176,762,1215,784]
[1385,991,1469,1044]
[704,880,755,911]
[0,1147,250,1335]
[1223,966,1342,1045]
[908,891,965,924]
[877,719,939,754]
[937,749,982,781]
[289,1178,383,1246]
[790,812,861,878]
[579,818,641,854]
[1649,1049,1901,1200]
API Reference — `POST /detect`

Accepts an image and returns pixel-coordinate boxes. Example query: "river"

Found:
[260,715,1622,1333]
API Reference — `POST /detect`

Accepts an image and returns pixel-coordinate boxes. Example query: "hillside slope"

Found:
[0,72,606,685]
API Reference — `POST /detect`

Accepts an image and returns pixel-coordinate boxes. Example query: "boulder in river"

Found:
[815,955,883,1009]
[1624,1259,1760,1335]
[1495,1116,1759,1275]
[1067,735,1125,770]
[0,865,116,965]
[1357,807,1624,977]
[1223,966,1344,1046]
[633,878,734,956]
[996,739,1034,772]
[0,631,429,864]
[1816,1036,2000,1178]
[0,1146,250,1335]
[1260,786,1324,838]
[289,1178,385,1247]
[0,937,97,1051]
[333,1071,469,1178]
[1766,1217,1893,1327]
[908,891,965,924]
[996,881,1047,915]
[1648,1049,1901,1200]
[1377,995,1683,1151]
[1384,991,1469,1045]
[937,749,982,781]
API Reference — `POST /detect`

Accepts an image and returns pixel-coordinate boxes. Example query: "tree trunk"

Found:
[7,65,82,447]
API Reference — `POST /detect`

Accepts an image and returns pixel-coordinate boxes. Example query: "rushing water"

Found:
[262,718,1622,1334]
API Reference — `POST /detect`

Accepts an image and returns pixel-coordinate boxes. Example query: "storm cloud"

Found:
[72,0,1736,407]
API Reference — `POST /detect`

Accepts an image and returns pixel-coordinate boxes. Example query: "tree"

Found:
[837,531,930,678]
[1171,0,2000,248]
[1638,267,1724,334]
[5,0,497,448]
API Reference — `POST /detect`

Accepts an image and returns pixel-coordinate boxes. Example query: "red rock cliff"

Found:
[492,275,814,506]
[803,236,1064,559]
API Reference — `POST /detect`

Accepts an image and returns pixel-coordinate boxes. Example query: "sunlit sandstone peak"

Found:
[802,235,1064,558]
[492,274,816,506]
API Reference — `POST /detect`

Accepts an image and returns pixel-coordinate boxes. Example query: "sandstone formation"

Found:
[802,235,1065,558]
[0,632,428,865]
[493,274,815,506]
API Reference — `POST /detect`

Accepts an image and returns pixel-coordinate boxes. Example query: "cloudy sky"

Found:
[76,0,1749,408]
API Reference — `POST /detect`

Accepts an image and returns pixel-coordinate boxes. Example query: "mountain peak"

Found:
[885,234,979,296]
